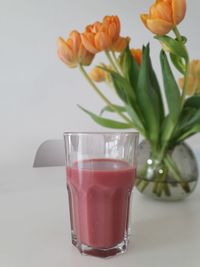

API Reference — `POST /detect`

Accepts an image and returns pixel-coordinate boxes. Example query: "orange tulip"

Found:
[179,60,200,95]
[90,64,113,83]
[90,67,107,82]
[141,0,186,35]
[111,36,130,52]
[81,16,121,54]
[190,60,200,77]
[103,16,121,42]
[57,30,94,68]
[131,48,142,65]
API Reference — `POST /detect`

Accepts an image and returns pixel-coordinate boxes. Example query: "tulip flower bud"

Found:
[57,31,94,68]
[111,37,130,53]
[191,60,200,77]
[131,48,142,65]
[90,67,107,82]
[81,16,121,54]
[141,0,186,35]
[179,60,200,95]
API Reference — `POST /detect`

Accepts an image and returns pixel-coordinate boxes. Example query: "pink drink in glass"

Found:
[67,158,136,257]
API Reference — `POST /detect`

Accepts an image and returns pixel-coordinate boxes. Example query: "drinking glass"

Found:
[64,132,138,258]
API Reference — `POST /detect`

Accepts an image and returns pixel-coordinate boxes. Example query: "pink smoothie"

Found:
[66,158,136,249]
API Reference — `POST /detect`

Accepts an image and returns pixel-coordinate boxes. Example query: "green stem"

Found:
[164,154,191,193]
[164,154,182,182]
[111,51,123,74]
[164,183,171,197]
[159,27,191,158]
[181,58,190,107]
[79,64,135,127]
[112,51,118,63]
[173,27,182,42]
[173,27,190,108]
[136,179,149,192]
[105,50,119,73]
[152,161,170,197]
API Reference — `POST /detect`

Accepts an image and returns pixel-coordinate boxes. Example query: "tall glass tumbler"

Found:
[64,132,139,258]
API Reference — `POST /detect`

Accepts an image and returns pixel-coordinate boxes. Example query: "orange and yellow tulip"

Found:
[57,30,94,68]
[111,36,130,53]
[179,60,200,95]
[141,0,186,35]
[90,64,113,83]
[81,16,121,54]
[103,16,121,43]
[190,60,200,77]
[131,48,142,65]
[90,67,107,82]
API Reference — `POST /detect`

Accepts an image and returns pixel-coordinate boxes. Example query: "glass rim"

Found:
[63,131,139,137]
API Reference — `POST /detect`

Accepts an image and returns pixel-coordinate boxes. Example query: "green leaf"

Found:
[125,104,145,134]
[160,51,181,122]
[136,44,160,142]
[78,105,132,129]
[170,53,186,75]
[99,66,135,104]
[177,107,197,129]
[160,115,174,144]
[180,109,200,130]
[100,105,127,116]
[149,57,165,123]
[110,71,136,104]
[119,45,147,127]
[99,104,145,134]
[180,36,187,44]
[171,107,200,144]
[100,105,126,116]
[174,96,200,137]
[99,66,146,133]
[176,123,200,143]
[184,95,200,109]
[119,45,139,90]
[155,35,187,59]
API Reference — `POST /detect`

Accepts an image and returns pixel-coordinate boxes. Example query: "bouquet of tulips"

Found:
[57,0,200,198]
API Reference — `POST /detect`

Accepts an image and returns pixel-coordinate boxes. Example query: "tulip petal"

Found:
[57,37,77,67]
[131,49,142,65]
[172,0,186,24]
[57,37,73,57]
[90,66,106,82]
[145,18,173,35]
[179,76,196,96]
[151,2,173,23]
[103,16,120,41]
[108,23,119,41]
[81,32,99,54]
[103,16,120,31]
[86,21,102,33]
[140,14,149,27]
[69,31,81,55]
[112,36,130,52]
[156,0,171,3]
[191,60,200,76]
[78,44,94,66]
[95,32,112,51]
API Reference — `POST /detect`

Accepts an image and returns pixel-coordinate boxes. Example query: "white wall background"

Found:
[0,0,199,168]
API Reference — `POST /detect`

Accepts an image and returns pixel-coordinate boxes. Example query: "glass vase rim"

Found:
[63,131,139,137]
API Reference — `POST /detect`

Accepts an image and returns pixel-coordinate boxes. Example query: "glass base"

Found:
[71,233,129,258]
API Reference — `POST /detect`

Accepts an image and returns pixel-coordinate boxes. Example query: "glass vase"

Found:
[136,140,199,201]
[64,132,138,258]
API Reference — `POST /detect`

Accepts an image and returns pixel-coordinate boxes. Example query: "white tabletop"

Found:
[0,166,200,267]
